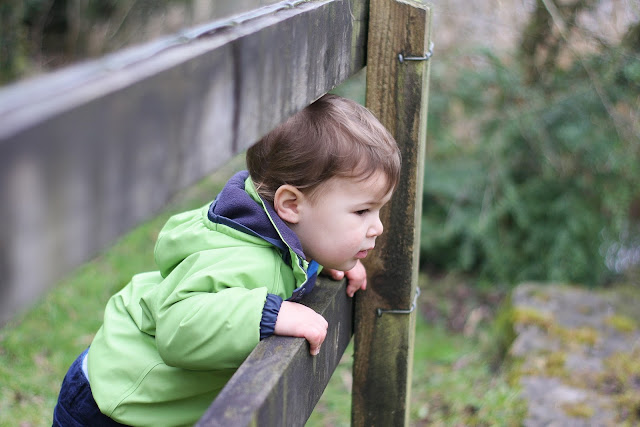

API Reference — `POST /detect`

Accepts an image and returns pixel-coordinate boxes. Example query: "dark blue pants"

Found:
[52,349,127,427]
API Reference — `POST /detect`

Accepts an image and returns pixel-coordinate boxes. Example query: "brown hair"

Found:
[246,94,401,203]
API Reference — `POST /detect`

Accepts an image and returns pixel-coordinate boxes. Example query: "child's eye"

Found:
[355,209,368,216]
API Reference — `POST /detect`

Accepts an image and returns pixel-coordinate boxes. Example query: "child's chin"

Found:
[334,260,357,272]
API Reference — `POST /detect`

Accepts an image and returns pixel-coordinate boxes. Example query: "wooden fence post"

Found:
[352,0,431,425]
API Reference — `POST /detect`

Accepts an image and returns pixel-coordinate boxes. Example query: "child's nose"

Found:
[367,215,384,237]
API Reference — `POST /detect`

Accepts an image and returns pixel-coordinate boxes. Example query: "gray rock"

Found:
[510,283,640,426]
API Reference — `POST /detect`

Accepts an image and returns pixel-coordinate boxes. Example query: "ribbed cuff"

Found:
[260,293,283,340]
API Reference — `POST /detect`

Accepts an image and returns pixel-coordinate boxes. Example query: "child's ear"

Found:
[273,185,304,224]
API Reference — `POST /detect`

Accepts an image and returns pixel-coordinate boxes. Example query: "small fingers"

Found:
[343,261,367,297]
[346,277,366,297]
[346,284,357,298]
[307,323,327,356]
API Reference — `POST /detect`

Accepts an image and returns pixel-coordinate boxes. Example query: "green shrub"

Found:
[422,41,640,286]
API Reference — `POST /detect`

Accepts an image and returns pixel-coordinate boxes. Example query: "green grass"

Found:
[408,323,526,426]
[308,297,526,426]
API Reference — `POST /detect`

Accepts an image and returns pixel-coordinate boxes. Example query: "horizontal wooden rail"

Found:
[0,0,367,325]
[197,277,353,427]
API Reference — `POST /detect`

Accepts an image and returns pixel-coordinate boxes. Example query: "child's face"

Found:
[292,171,393,271]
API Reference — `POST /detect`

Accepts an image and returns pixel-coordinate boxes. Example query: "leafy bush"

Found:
[422,39,640,286]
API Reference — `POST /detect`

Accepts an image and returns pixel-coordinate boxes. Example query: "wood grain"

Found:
[352,0,432,425]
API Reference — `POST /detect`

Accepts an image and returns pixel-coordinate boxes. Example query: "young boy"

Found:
[53,94,401,426]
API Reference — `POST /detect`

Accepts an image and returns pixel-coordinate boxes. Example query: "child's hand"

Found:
[344,260,367,297]
[275,301,328,356]
[323,260,368,298]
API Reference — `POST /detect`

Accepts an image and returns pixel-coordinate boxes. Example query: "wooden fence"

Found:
[0,0,431,424]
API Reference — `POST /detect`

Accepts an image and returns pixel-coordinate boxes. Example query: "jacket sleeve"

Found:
[150,249,287,371]
[155,291,283,369]
[155,286,268,370]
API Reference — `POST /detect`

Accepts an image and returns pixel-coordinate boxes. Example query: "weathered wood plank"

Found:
[0,0,368,325]
[352,0,431,425]
[197,277,353,427]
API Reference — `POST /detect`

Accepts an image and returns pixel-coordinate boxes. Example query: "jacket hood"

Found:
[210,171,306,260]
[154,171,306,278]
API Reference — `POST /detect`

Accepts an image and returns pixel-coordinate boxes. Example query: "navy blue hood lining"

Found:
[207,171,306,262]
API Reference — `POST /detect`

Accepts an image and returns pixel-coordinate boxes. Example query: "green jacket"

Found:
[88,171,317,426]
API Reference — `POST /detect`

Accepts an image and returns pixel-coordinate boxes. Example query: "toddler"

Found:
[53,94,401,426]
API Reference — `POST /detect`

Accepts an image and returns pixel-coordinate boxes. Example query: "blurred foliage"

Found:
[0,0,249,85]
[1,0,155,83]
[422,4,640,286]
[0,1,27,83]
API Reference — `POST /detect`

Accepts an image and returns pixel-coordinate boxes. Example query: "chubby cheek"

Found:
[333,233,364,258]
[313,238,360,270]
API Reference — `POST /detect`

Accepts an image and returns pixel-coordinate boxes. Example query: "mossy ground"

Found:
[510,283,640,425]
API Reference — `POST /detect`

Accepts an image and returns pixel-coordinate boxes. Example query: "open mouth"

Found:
[356,248,373,259]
